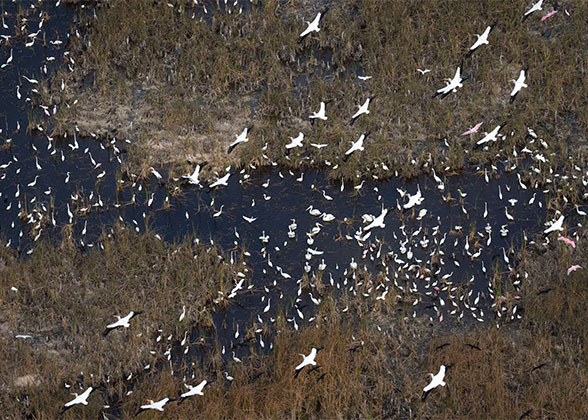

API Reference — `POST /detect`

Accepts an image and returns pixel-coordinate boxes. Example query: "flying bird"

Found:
[541,10,558,21]
[177,380,207,404]
[476,122,507,146]
[181,161,207,185]
[544,214,564,234]
[510,68,528,103]
[465,23,496,57]
[103,311,143,336]
[60,387,94,414]
[422,364,448,400]
[286,132,304,149]
[433,67,465,98]
[461,121,483,136]
[136,398,176,416]
[294,347,322,378]
[567,265,583,276]
[557,236,575,248]
[350,96,374,125]
[298,8,328,42]
[343,132,370,162]
[309,101,330,122]
[522,0,543,21]
[227,126,252,154]
[208,171,232,191]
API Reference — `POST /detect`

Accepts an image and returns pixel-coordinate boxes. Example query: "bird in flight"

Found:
[60,386,95,414]
[476,122,507,146]
[461,121,483,136]
[433,67,465,98]
[227,126,252,154]
[294,347,322,378]
[135,397,176,416]
[103,311,143,336]
[465,23,496,58]
[510,68,528,103]
[522,0,543,21]
[177,380,207,404]
[343,132,369,162]
[422,364,449,400]
[350,96,375,126]
[298,8,328,43]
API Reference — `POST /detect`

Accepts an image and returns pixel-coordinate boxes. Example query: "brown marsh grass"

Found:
[2,226,587,418]
[38,0,587,199]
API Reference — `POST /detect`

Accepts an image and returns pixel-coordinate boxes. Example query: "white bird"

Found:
[208,171,231,190]
[544,214,564,234]
[227,126,251,154]
[343,132,369,162]
[60,386,94,414]
[150,167,163,181]
[364,206,388,231]
[294,347,322,378]
[510,68,528,103]
[1,48,12,68]
[417,68,431,75]
[242,215,257,223]
[309,101,329,121]
[466,23,496,57]
[181,161,207,185]
[403,185,424,209]
[476,122,507,146]
[422,365,448,400]
[350,96,374,125]
[286,132,304,149]
[433,67,465,98]
[103,311,143,336]
[523,0,543,21]
[299,8,328,42]
[136,397,175,416]
[177,380,207,404]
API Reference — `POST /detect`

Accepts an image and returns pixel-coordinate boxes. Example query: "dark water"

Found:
[0,1,585,410]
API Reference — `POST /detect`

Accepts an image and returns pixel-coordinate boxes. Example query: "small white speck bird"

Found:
[422,364,449,400]
[103,311,143,336]
[343,132,370,162]
[510,68,528,103]
[60,386,94,414]
[227,126,252,154]
[294,347,323,378]
[177,380,207,404]
[135,397,176,416]
[298,8,328,42]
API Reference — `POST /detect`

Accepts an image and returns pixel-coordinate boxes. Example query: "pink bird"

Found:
[541,10,557,21]
[567,265,583,276]
[557,236,576,248]
[461,122,483,136]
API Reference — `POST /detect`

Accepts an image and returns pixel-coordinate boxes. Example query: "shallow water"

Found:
[0,1,583,406]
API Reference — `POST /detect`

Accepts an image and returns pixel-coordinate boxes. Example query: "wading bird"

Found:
[286,132,304,149]
[567,265,582,276]
[461,121,483,136]
[544,214,564,234]
[103,311,143,336]
[541,10,557,21]
[227,126,252,154]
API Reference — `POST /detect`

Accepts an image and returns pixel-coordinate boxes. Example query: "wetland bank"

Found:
[1,0,588,419]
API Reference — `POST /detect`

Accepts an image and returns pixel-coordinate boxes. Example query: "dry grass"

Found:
[37,0,587,196]
[2,226,587,419]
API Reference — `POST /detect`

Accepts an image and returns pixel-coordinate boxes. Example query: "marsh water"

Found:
[0,2,582,389]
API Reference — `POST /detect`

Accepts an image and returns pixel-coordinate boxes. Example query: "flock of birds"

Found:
[0,0,585,416]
